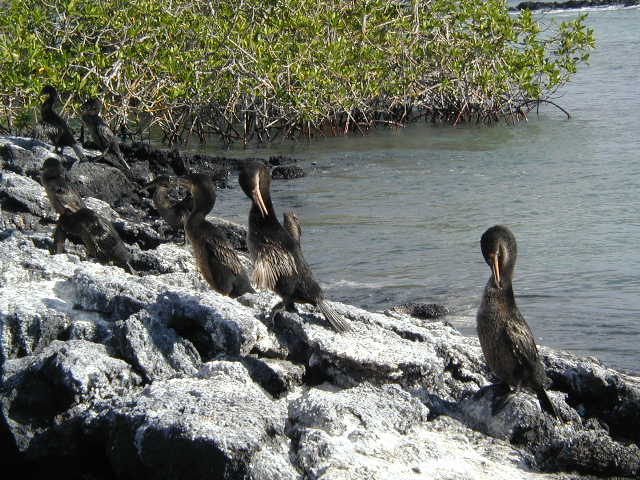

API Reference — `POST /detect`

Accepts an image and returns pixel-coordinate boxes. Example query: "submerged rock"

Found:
[391,302,449,320]
[1,135,640,479]
[271,165,305,180]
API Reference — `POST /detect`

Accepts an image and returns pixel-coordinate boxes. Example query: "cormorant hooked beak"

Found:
[252,174,269,217]
[489,253,501,289]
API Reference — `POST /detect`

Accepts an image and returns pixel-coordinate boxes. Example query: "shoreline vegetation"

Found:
[0,0,594,145]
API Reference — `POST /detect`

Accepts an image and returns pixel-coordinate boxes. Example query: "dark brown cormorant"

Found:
[476,225,558,418]
[177,173,254,298]
[238,162,351,332]
[40,157,86,215]
[55,207,133,273]
[80,97,130,171]
[40,85,87,164]
[141,175,191,241]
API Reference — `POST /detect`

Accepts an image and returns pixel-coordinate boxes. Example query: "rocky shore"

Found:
[1,136,639,479]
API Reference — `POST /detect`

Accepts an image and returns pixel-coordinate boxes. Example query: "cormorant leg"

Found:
[53,223,67,254]
[491,382,514,416]
[271,301,285,314]
[285,301,298,313]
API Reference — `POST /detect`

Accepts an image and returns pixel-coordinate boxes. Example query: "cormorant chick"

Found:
[476,225,558,419]
[41,157,85,215]
[178,173,254,298]
[238,162,351,332]
[56,207,134,274]
[141,175,191,242]
[40,85,86,164]
[80,97,130,171]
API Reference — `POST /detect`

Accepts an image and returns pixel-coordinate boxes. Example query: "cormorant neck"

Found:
[153,186,171,205]
[188,188,214,222]
[485,277,516,306]
[250,190,278,224]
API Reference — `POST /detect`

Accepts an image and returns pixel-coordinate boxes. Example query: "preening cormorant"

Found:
[476,225,558,419]
[178,173,254,298]
[238,162,351,332]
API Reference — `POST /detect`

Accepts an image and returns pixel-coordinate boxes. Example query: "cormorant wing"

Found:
[96,121,116,147]
[498,312,542,379]
[252,238,298,290]
[56,185,85,212]
[202,224,245,276]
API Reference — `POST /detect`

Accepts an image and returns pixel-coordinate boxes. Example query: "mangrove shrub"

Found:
[0,0,595,143]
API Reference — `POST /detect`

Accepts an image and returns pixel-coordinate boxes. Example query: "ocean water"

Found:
[198,7,640,374]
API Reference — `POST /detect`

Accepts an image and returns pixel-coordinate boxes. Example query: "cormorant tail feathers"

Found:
[317,301,351,333]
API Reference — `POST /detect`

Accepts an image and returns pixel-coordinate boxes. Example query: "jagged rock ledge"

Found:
[510,0,639,11]
[1,136,639,479]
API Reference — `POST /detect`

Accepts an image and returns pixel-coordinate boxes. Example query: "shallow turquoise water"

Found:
[197,7,640,373]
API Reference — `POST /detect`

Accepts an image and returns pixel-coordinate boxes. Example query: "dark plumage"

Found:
[476,225,558,418]
[80,97,130,171]
[40,85,86,164]
[41,157,85,215]
[141,175,191,241]
[178,173,254,298]
[55,207,133,273]
[238,162,350,332]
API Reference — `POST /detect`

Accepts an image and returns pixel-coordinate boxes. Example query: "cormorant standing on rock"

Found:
[56,208,134,274]
[40,85,87,164]
[177,173,254,298]
[41,157,85,215]
[238,162,351,332]
[141,175,191,242]
[476,225,558,419]
[80,97,130,171]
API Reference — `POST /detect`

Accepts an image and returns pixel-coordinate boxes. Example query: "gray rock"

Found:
[0,171,56,231]
[114,310,201,382]
[107,365,298,479]
[1,339,142,457]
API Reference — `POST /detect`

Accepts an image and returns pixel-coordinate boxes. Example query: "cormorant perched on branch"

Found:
[40,85,86,165]
[476,225,558,419]
[239,162,351,332]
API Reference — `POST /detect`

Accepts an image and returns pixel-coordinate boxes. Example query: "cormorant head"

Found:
[176,173,215,211]
[141,175,173,192]
[41,157,63,178]
[481,225,517,289]
[41,85,58,99]
[238,161,270,217]
[81,97,102,115]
